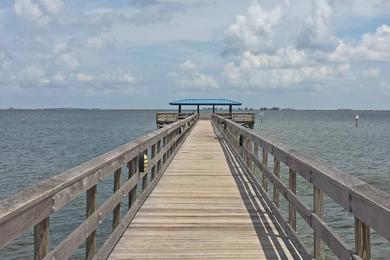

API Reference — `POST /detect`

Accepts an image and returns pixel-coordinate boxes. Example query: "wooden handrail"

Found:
[211,113,390,260]
[0,114,198,259]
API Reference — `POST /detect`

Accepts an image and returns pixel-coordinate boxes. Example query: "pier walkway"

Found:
[109,120,296,259]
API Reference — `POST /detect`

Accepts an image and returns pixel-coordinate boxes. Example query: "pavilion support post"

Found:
[197,105,200,114]
[229,105,232,115]
[178,105,182,114]
[213,105,215,113]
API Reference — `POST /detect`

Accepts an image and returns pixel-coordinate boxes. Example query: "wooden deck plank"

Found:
[108,120,297,260]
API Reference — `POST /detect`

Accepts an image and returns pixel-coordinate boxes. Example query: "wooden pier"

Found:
[109,120,297,259]
[1,113,390,260]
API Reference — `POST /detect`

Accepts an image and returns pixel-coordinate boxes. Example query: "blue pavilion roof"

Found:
[169,99,241,106]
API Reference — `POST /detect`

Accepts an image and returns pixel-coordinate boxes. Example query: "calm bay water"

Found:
[0,109,389,259]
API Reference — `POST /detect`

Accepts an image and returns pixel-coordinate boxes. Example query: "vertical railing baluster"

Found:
[355,217,371,260]
[288,168,297,231]
[253,141,258,177]
[34,217,49,260]
[273,158,280,208]
[128,157,138,209]
[262,148,268,191]
[313,186,324,259]
[86,185,96,259]
[246,136,252,169]
[113,168,121,229]
[151,144,156,179]
[141,151,148,191]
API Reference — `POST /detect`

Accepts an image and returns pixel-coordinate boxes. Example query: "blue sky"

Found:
[1,0,390,109]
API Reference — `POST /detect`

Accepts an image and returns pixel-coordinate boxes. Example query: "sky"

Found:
[0,0,390,109]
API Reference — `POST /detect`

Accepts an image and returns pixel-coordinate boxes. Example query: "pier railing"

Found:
[156,112,195,128]
[0,114,198,260]
[211,113,390,260]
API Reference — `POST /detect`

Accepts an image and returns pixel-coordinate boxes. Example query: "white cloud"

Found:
[297,0,338,51]
[0,49,12,70]
[223,60,350,89]
[363,68,380,77]
[381,80,390,95]
[223,1,285,55]
[52,42,67,54]
[86,36,106,49]
[173,60,218,90]
[222,0,349,89]
[14,0,43,21]
[39,0,63,14]
[56,53,79,69]
[14,0,64,26]
[105,69,136,84]
[220,0,390,90]
[330,24,390,62]
[23,64,45,78]
[77,72,93,82]
[51,71,66,83]
[39,78,50,85]
[12,64,52,87]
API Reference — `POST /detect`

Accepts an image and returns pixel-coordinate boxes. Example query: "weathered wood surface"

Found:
[109,120,297,259]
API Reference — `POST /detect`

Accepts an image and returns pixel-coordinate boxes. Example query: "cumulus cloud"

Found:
[12,64,51,87]
[222,0,348,89]
[102,69,137,84]
[77,72,93,82]
[381,80,390,95]
[297,0,338,51]
[14,0,42,20]
[14,0,63,26]
[0,49,12,70]
[22,64,46,79]
[330,24,390,62]
[362,68,380,77]
[39,0,63,14]
[220,0,390,90]
[223,61,350,89]
[52,42,68,54]
[172,60,218,90]
[223,1,285,55]
[86,36,112,49]
[55,53,79,70]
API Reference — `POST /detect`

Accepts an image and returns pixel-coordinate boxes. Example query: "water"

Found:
[0,110,389,259]
[254,110,390,259]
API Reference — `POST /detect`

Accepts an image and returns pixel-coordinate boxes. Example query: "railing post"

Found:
[34,217,49,260]
[288,168,297,231]
[252,141,258,176]
[262,149,268,191]
[247,136,252,169]
[113,168,121,230]
[273,158,280,208]
[355,217,371,260]
[128,157,138,209]
[313,186,324,259]
[141,151,148,191]
[151,143,156,179]
[86,185,97,259]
